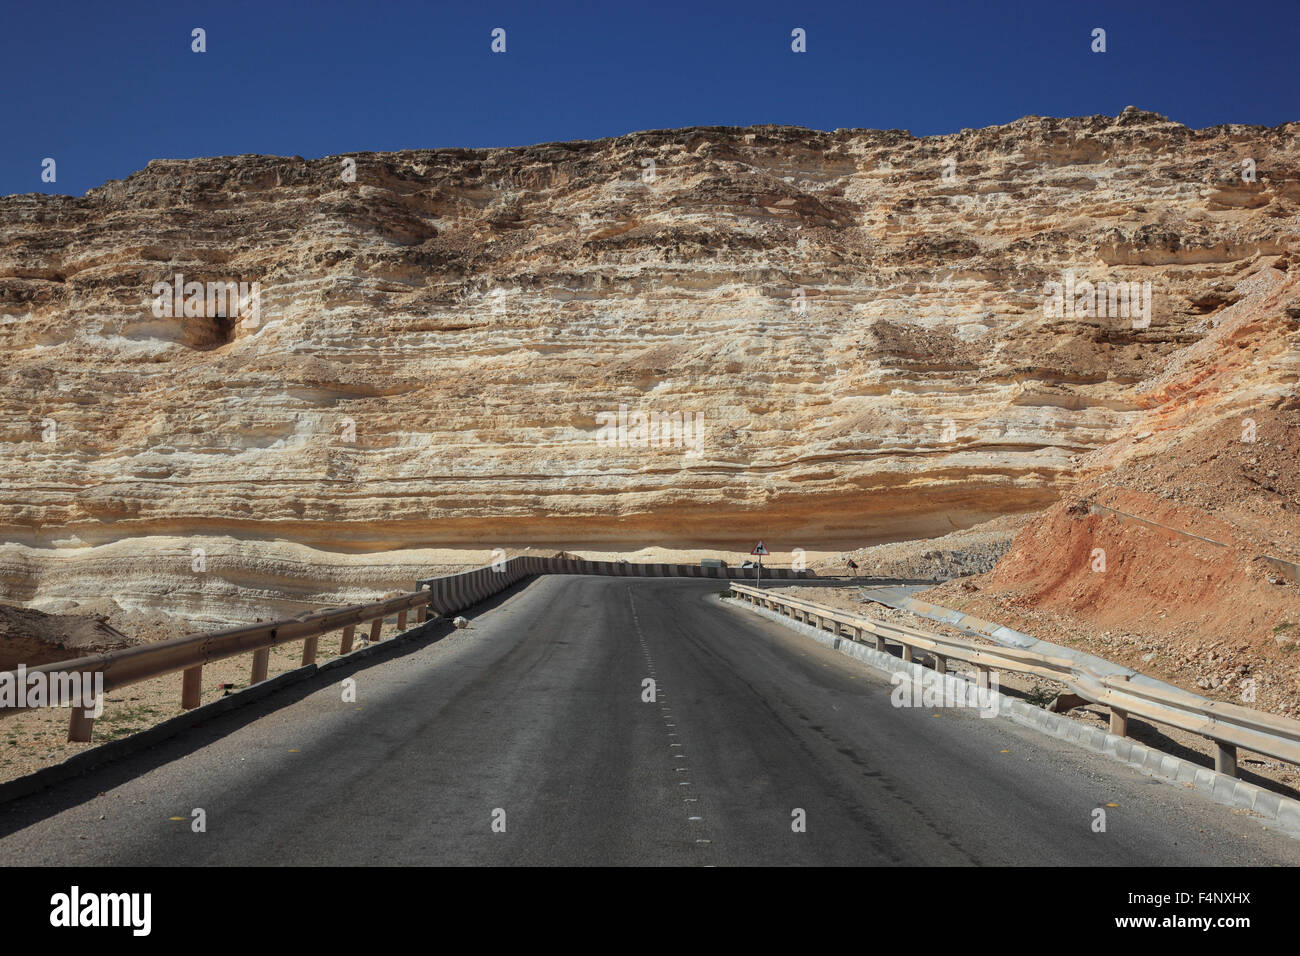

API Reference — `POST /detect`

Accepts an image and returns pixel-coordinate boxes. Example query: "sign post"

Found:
[750,540,770,587]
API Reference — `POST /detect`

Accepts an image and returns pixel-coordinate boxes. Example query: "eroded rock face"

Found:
[919,259,1300,716]
[1,108,1297,619]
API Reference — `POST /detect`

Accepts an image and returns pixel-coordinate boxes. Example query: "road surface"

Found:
[0,575,1296,865]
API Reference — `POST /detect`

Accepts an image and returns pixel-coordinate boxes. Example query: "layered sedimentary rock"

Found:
[1,107,1297,622]
[923,263,1300,714]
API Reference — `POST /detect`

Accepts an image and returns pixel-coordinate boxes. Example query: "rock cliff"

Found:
[2,107,1296,623]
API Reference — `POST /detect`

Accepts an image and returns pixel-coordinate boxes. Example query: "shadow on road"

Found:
[0,575,537,838]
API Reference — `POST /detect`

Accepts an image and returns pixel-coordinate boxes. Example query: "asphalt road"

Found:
[1,575,1297,866]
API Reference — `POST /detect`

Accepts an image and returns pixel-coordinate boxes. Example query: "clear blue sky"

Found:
[3,0,1296,197]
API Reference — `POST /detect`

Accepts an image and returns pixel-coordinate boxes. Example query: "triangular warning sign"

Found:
[751,540,769,555]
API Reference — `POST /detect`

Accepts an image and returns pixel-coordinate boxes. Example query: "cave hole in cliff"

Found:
[194,312,238,351]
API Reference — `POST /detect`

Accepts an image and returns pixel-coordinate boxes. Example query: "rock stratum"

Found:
[1,107,1298,625]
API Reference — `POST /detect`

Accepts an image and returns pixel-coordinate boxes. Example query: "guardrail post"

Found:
[340,624,356,655]
[976,666,990,689]
[1109,707,1128,738]
[251,647,270,684]
[369,618,383,643]
[851,626,862,643]
[874,633,887,652]
[1215,741,1238,777]
[902,644,914,663]
[933,654,947,674]
[302,636,319,667]
[397,611,407,631]
[418,606,428,624]
[181,665,203,709]
[68,707,95,743]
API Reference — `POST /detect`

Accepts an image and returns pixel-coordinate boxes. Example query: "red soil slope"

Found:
[927,264,1300,714]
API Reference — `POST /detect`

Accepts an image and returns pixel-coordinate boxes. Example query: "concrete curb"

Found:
[0,618,447,807]
[725,596,1300,838]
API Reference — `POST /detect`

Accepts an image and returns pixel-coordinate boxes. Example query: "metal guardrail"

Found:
[0,555,816,743]
[730,583,1300,779]
[0,558,554,743]
[0,590,435,742]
